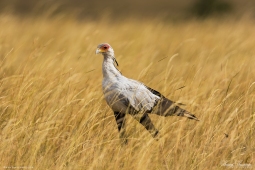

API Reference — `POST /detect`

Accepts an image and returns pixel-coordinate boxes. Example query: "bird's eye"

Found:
[103,46,107,49]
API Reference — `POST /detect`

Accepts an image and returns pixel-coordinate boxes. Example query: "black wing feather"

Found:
[145,85,165,98]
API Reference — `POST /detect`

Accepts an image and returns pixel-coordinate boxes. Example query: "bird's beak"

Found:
[95,48,102,54]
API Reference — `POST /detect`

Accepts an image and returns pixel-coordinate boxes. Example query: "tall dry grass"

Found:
[0,15,254,169]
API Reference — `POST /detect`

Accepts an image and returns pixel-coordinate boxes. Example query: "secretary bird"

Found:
[96,43,199,141]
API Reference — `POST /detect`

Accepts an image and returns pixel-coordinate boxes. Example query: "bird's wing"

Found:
[144,85,164,98]
[121,79,160,112]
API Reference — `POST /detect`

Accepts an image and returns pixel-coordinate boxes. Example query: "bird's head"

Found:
[95,43,114,56]
[96,43,119,66]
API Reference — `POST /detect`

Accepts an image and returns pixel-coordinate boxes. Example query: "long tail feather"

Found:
[154,97,199,121]
[183,111,199,121]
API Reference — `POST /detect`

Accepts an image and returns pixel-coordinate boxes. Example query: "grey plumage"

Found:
[96,43,199,141]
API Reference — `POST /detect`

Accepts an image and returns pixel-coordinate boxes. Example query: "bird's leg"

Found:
[131,113,159,139]
[114,112,127,144]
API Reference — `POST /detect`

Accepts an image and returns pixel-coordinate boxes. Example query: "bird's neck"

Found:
[102,54,121,79]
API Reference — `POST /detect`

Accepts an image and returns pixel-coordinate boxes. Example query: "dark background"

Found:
[0,0,254,20]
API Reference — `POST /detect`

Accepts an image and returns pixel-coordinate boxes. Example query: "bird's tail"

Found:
[171,106,199,121]
[183,111,199,121]
[154,97,199,121]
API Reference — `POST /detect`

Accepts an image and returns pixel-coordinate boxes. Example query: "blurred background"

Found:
[0,0,254,20]
[0,1,255,169]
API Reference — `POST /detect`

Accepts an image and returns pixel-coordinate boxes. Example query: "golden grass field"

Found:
[0,15,254,169]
